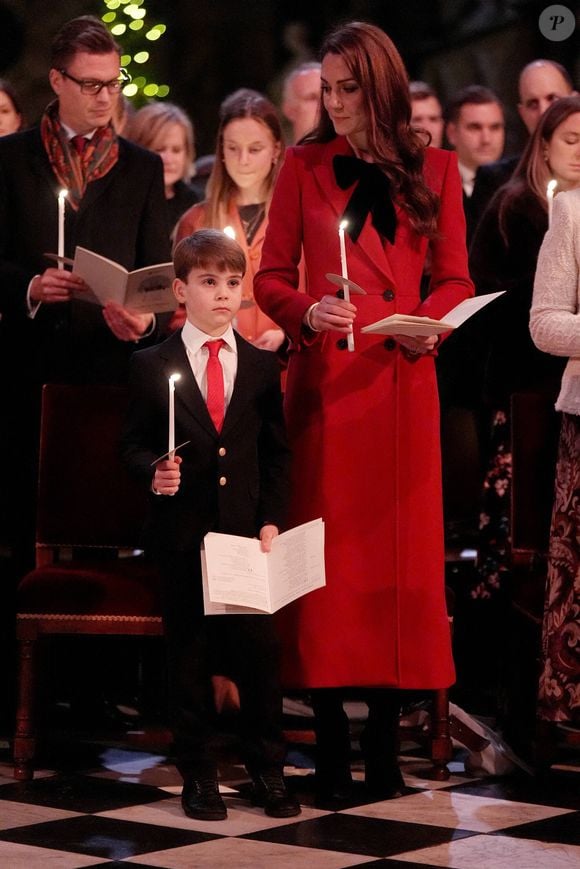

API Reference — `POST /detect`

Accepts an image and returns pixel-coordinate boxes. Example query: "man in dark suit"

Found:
[470,59,575,229]
[121,229,300,822]
[0,16,170,570]
[445,84,505,245]
[0,15,170,386]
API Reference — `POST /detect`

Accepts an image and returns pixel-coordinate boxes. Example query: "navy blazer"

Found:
[121,329,291,553]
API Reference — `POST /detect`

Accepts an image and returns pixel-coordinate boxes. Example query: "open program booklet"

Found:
[361,291,504,337]
[201,518,325,615]
[71,246,177,314]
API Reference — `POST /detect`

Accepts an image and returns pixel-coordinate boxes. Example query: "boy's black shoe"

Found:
[181,778,227,820]
[251,770,301,817]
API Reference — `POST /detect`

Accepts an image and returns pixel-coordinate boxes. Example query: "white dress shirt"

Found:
[180,319,238,409]
[458,161,476,198]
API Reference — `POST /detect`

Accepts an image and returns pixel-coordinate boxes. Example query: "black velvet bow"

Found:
[333,154,397,244]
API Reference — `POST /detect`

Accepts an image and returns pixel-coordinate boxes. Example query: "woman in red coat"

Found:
[254,21,473,801]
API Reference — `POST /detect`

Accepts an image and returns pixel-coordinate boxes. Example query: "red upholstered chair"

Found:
[13,384,163,780]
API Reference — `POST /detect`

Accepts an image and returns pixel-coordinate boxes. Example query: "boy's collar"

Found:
[181,320,237,355]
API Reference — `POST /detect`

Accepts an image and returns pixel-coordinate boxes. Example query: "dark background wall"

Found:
[0,1,578,158]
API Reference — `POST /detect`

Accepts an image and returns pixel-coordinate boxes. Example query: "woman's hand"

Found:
[395,333,439,357]
[307,295,357,333]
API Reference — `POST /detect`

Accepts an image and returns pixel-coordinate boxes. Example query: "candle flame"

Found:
[339,219,348,231]
[223,225,236,239]
[169,373,181,384]
[547,179,557,196]
[58,188,68,199]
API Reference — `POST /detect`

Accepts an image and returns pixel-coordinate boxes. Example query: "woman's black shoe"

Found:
[314,769,354,803]
[365,765,405,799]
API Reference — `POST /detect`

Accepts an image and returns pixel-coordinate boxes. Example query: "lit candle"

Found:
[338,219,354,352]
[546,179,557,227]
[223,225,236,239]
[57,189,68,269]
[168,373,181,459]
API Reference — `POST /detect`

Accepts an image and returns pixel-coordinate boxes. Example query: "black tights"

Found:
[310,687,401,783]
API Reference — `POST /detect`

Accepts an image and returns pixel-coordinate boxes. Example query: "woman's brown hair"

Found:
[204,88,284,228]
[498,95,580,241]
[309,21,439,238]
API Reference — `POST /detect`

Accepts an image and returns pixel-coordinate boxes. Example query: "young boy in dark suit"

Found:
[121,229,299,821]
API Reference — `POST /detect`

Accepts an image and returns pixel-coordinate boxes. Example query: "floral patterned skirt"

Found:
[471,407,512,600]
[537,412,580,723]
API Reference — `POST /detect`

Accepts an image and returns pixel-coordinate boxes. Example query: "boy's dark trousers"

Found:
[158,550,286,780]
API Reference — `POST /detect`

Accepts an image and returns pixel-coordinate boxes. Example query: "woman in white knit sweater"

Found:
[530,178,580,726]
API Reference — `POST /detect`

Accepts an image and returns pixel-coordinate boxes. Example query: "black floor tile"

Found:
[243,813,476,858]
[285,773,422,810]
[0,772,170,813]
[0,815,220,860]
[350,862,447,868]
[492,810,580,846]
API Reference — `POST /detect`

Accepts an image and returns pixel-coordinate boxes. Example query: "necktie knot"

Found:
[204,338,226,357]
[71,135,88,156]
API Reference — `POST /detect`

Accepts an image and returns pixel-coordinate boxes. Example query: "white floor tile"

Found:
[123,836,377,868]
[344,789,573,832]
[98,794,329,836]
[0,800,82,831]
[394,834,580,868]
[0,841,108,868]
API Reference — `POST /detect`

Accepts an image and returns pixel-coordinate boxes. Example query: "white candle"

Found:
[546,179,557,227]
[168,373,181,458]
[223,225,236,239]
[57,189,68,269]
[338,219,354,352]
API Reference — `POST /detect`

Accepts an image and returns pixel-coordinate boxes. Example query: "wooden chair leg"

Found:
[13,624,38,780]
[430,687,452,780]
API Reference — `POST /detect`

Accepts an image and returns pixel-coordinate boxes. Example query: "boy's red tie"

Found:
[204,339,226,431]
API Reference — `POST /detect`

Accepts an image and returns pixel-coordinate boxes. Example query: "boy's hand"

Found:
[153,455,182,495]
[259,524,279,552]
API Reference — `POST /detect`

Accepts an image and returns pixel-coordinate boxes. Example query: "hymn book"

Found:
[361,291,505,337]
[71,246,177,314]
[201,518,325,615]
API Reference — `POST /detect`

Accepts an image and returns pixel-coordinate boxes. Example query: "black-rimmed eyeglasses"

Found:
[58,68,131,95]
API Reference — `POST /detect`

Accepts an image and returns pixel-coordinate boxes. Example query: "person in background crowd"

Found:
[281,61,321,143]
[410,80,444,148]
[0,78,23,135]
[112,92,134,136]
[471,60,575,224]
[175,88,285,350]
[255,20,473,803]
[464,97,580,720]
[530,179,580,734]
[127,101,199,237]
[0,13,170,572]
[445,84,505,241]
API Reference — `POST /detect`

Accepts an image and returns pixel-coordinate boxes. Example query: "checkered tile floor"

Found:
[0,728,579,869]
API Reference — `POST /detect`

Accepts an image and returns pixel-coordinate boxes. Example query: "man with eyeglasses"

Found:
[0,15,170,570]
